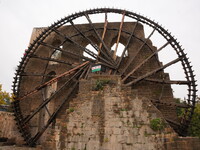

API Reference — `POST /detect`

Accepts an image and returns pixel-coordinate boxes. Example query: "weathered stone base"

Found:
[40,75,200,150]
[165,136,200,150]
[0,112,24,145]
[1,75,200,150]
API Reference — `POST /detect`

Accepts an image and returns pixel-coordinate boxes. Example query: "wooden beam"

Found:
[22,65,86,125]
[122,41,169,82]
[53,28,115,67]
[116,21,139,70]
[28,80,79,146]
[30,54,72,66]
[113,12,125,60]
[17,61,89,101]
[125,57,182,86]
[121,28,156,75]
[98,13,108,56]
[69,20,112,61]
[84,13,117,65]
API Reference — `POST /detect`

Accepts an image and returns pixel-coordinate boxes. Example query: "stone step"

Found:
[0,139,15,146]
[0,138,8,142]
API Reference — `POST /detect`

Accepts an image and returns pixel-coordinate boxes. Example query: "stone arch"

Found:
[111,35,128,58]
[49,39,62,65]
[83,35,99,60]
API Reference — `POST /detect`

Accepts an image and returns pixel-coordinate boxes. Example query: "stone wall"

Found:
[41,75,181,150]
[0,111,24,145]
[1,76,200,150]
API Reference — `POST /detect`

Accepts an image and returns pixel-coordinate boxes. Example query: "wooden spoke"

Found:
[116,21,139,69]
[122,41,170,82]
[20,72,56,77]
[53,29,115,67]
[121,28,156,75]
[70,20,111,61]
[125,57,182,86]
[30,54,72,66]
[70,20,98,52]
[84,65,91,79]
[17,61,89,101]
[129,75,190,85]
[144,78,190,85]
[29,80,79,146]
[166,119,181,126]
[22,64,87,125]
[98,13,108,57]
[113,12,125,60]
[84,13,117,65]
[151,99,191,108]
[39,41,96,63]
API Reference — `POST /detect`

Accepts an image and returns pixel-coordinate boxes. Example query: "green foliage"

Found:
[188,102,200,138]
[175,98,186,117]
[68,107,75,113]
[92,79,110,91]
[176,97,200,138]
[104,137,109,142]
[0,84,13,106]
[150,118,166,131]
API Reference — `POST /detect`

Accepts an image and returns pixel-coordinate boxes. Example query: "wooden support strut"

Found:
[30,54,72,66]
[29,81,79,146]
[121,28,156,75]
[39,41,96,63]
[122,41,169,82]
[113,12,125,60]
[22,65,86,125]
[98,13,108,56]
[116,21,139,70]
[84,13,117,65]
[69,20,111,61]
[151,99,191,108]
[17,61,89,101]
[52,29,115,67]
[125,57,182,86]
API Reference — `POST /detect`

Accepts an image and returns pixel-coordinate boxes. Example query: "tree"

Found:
[188,97,200,138]
[176,97,200,138]
[0,84,13,106]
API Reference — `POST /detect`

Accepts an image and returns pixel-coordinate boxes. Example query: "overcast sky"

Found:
[0,0,199,98]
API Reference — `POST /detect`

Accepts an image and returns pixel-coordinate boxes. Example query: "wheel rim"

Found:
[12,8,197,146]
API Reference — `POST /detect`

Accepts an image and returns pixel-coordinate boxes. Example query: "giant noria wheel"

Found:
[12,8,197,146]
